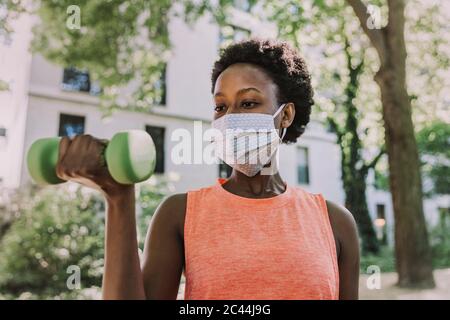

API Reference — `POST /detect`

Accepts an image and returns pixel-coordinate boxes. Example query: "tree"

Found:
[0,0,27,39]
[346,0,434,288]
[32,0,173,111]
[293,3,387,255]
[416,121,450,197]
[189,1,439,287]
[0,0,27,90]
[0,185,105,298]
[327,36,384,254]
[28,0,447,288]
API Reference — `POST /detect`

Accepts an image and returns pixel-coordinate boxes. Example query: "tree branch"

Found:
[326,116,344,143]
[387,0,405,37]
[363,145,386,173]
[386,0,407,70]
[346,0,387,63]
[355,55,365,74]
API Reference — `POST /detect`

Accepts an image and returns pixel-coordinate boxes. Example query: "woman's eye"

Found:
[241,101,258,108]
[214,105,226,113]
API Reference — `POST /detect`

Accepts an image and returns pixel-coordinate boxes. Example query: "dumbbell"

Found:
[27,130,156,185]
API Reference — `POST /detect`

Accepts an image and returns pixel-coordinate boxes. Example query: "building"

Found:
[0,10,447,247]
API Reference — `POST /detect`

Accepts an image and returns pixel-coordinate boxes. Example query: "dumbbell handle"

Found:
[27,130,156,185]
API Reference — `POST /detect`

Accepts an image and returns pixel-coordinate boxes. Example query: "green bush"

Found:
[430,221,450,269]
[137,177,172,248]
[0,185,104,299]
[360,223,450,274]
[360,246,396,273]
[0,177,172,299]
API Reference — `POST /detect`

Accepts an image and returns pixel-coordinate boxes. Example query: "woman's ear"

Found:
[281,102,296,129]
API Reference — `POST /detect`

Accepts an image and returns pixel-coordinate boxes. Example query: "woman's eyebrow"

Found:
[214,87,262,97]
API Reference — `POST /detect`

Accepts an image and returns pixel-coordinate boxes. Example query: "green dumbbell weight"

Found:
[27,130,156,185]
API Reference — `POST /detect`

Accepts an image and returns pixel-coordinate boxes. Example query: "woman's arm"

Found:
[102,187,146,299]
[326,200,360,300]
[103,192,186,300]
[55,134,184,299]
[141,193,186,299]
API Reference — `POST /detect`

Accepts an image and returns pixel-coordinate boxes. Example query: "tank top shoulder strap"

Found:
[291,186,339,285]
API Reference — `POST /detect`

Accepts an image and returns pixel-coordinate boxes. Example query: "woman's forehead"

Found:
[214,63,277,96]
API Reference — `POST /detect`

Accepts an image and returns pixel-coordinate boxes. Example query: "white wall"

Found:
[279,123,344,204]
[21,94,218,192]
[0,14,34,188]
[167,15,220,121]
[17,13,346,202]
[0,8,447,254]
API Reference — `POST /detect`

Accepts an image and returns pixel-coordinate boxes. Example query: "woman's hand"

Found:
[56,134,131,199]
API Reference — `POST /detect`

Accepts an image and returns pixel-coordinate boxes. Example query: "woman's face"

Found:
[213,63,284,123]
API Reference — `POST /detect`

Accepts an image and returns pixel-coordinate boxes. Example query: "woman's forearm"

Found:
[102,186,146,299]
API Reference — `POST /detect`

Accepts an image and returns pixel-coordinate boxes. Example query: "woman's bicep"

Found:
[326,200,360,300]
[337,217,360,300]
[141,193,186,300]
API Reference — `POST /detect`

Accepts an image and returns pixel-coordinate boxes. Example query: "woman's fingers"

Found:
[56,136,73,180]
[58,136,72,164]
[55,133,124,194]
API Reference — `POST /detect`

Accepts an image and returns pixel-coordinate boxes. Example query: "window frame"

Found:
[58,113,86,138]
[296,146,310,185]
[145,125,166,174]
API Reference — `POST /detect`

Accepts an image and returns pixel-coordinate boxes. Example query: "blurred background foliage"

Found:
[0,178,448,299]
[0,0,448,297]
[0,177,171,299]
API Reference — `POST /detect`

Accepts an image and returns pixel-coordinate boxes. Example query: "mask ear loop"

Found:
[261,103,287,176]
[273,103,287,142]
[280,127,287,141]
[273,103,286,119]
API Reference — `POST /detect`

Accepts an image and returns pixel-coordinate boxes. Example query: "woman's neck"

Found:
[223,170,287,199]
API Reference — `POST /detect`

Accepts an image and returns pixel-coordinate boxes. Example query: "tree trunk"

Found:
[344,171,380,254]
[375,66,435,288]
[347,0,435,289]
[335,37,380,254]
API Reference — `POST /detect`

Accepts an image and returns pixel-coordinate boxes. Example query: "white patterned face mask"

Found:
[211,104,287,177]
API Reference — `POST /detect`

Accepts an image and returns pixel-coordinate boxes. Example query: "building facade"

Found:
[1,11,447,246]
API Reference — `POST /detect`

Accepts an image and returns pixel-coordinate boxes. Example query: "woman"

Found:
[56,39,360,300]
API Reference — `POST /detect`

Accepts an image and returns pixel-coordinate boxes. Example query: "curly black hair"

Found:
[211,38,314,144]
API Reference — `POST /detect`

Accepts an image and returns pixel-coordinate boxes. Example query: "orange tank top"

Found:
[184,178,339,300]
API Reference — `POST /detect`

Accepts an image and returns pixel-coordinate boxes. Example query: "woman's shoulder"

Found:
[324,199,359,258]
[154,181,217,238]
[152,193,187,239]
[156,181,219,217]
[159,193,188,210]
[324,200,357,230]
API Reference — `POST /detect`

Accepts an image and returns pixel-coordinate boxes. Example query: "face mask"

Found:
[211,104,287,177]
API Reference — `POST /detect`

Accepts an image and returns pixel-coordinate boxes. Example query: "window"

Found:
[0,127,6,137]
[145,125,165,174]
[58,114,85,137]
[62,67,101,95]
[219,161,233,178]
[375,204,387,245]
[219,25,251,49]
[154,64,167,106]
[376,204,386,220]
[297,147,310,185]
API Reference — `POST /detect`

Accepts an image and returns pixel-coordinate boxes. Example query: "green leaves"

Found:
[416,121,450,196]
[0,185,105,298]
[32,0,173,111]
